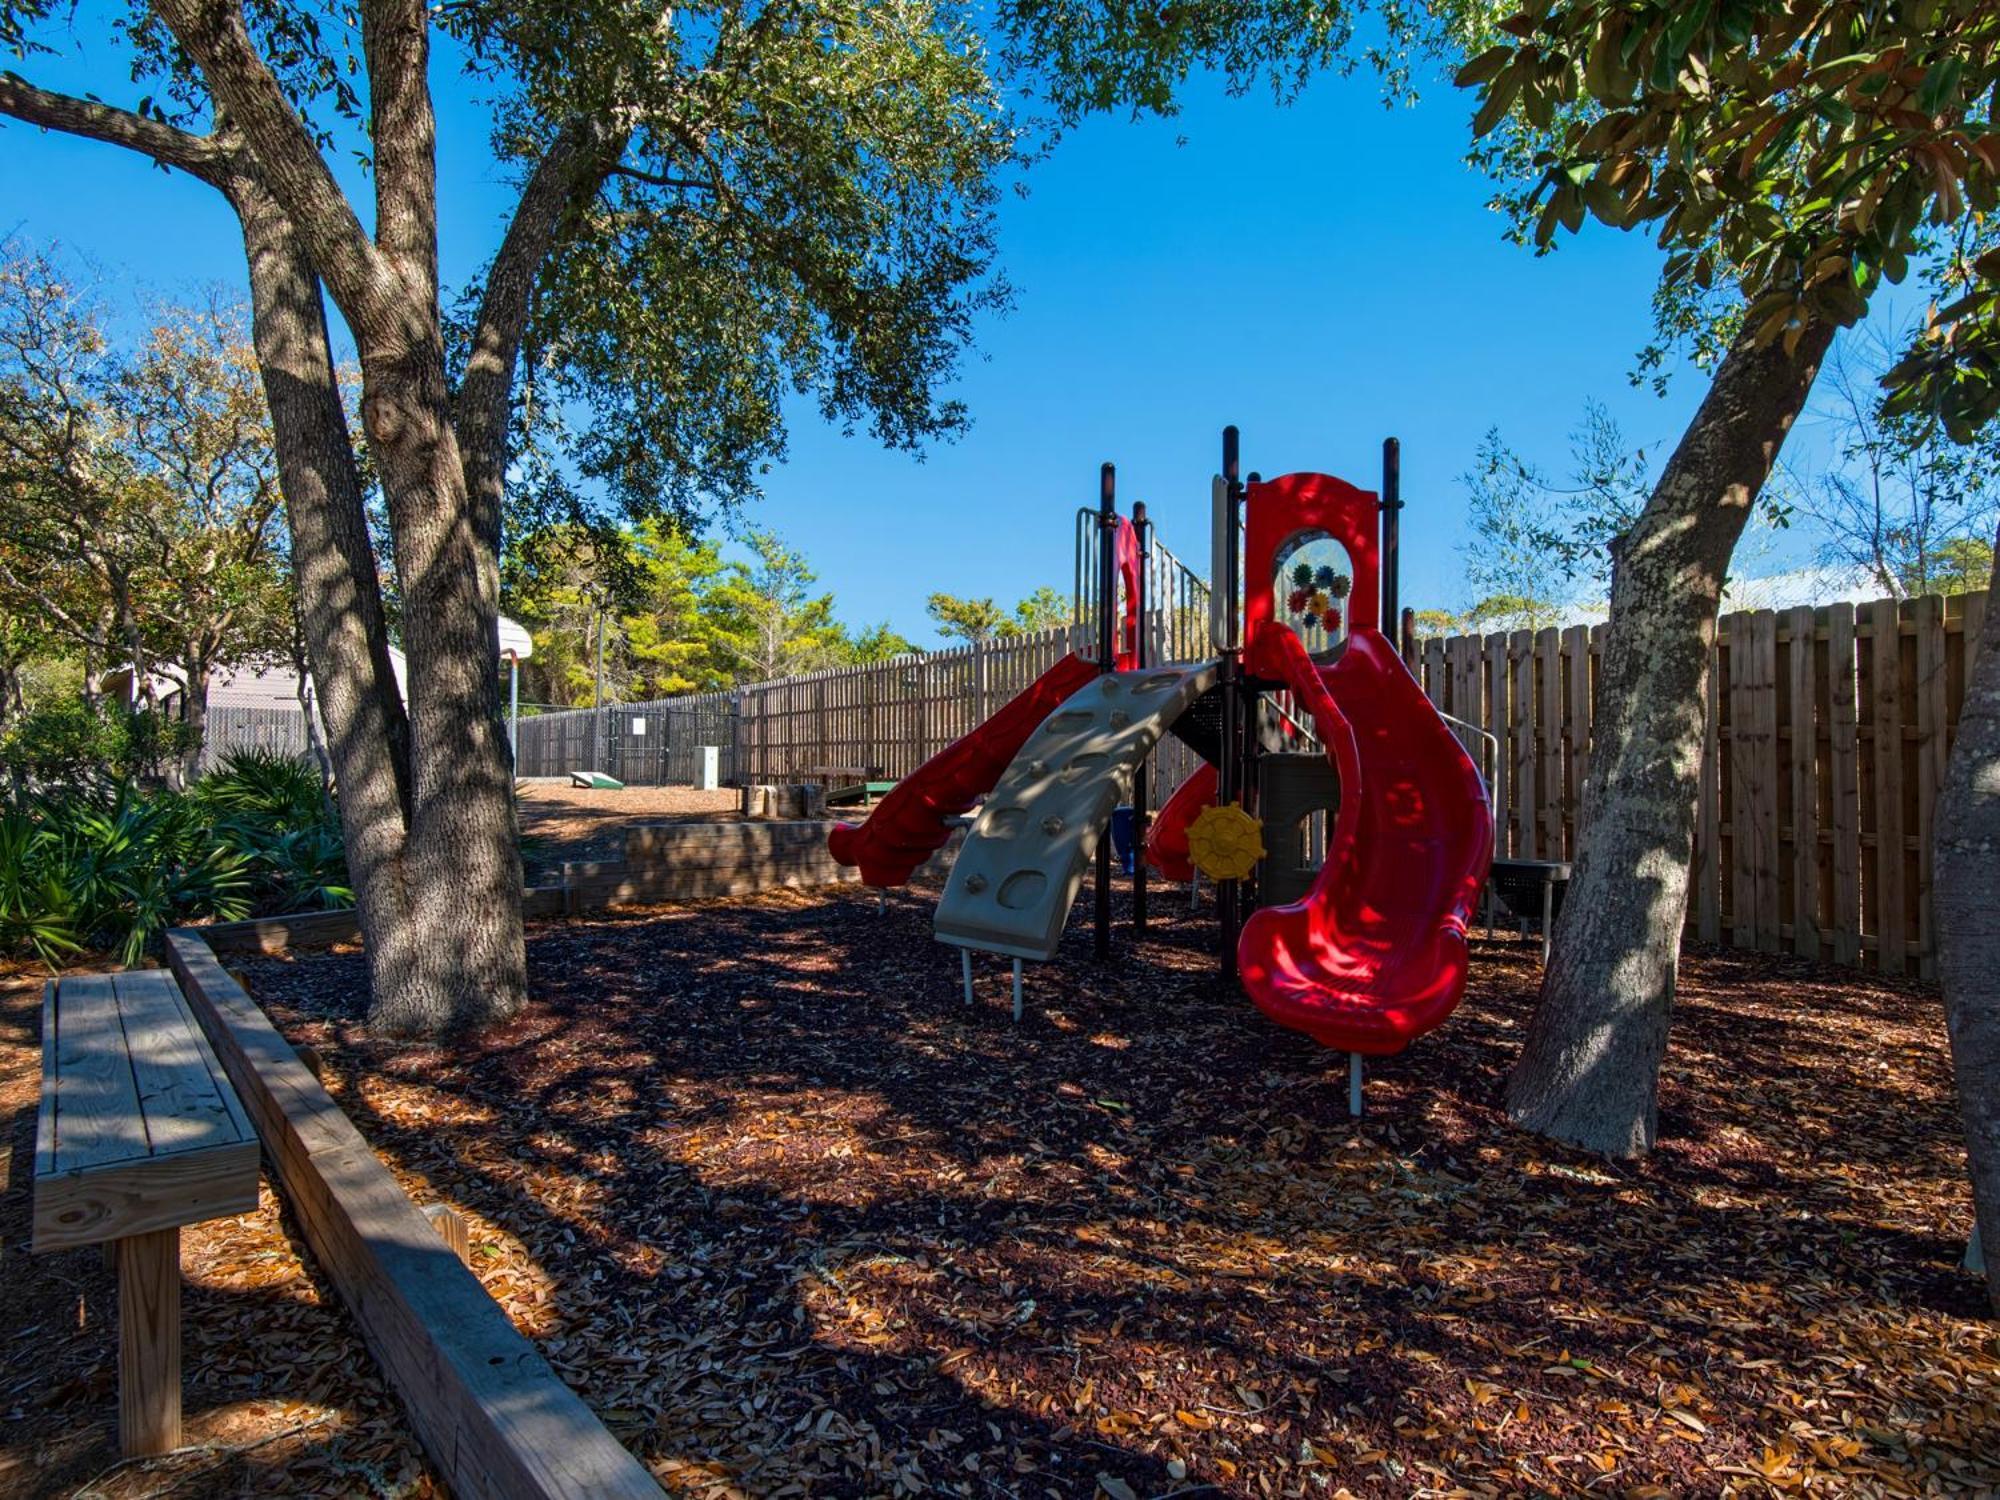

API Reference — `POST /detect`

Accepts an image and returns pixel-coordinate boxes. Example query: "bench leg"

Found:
[117,1227,181,1457]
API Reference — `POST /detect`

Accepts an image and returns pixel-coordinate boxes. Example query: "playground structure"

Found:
[829,429,1494,1104]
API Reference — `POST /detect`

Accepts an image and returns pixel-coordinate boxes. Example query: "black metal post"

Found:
[1218,428,1243,981]
[1381,437,1402,637]
[1242,471,1264,913]
[1132,500,1150,938]
[1095,462,1116,961]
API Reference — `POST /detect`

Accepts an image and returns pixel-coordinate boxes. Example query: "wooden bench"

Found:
[34,970,261,1457]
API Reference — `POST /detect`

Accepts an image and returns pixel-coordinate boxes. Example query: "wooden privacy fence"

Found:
[511,621,1206,797]
[729,623,1204,797]
[1407,590,1988,978]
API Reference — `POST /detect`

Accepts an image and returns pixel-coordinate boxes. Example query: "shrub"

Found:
[192,747,328,827]
[0,700,200,789]
[0,700,123,787]
[0,755,349,964]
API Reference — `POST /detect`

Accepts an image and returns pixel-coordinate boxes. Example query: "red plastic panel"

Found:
[1237,626,1493,1056]
[1243,472,1380,670]
[1113,516,1142,671]
[1145,762,1217,882]
[827,652,1100,887]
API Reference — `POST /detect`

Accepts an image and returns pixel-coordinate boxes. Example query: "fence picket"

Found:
[1786,606,1820,960]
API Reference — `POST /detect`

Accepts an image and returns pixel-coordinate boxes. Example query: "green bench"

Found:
[34,970,261,1457]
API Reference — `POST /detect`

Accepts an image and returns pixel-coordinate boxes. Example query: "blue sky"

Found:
[1,29,1838,648]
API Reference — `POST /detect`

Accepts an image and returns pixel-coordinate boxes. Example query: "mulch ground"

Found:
[5,882,1996,1498]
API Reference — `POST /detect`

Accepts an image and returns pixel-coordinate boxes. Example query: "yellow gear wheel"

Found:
[1186,803,1265,881]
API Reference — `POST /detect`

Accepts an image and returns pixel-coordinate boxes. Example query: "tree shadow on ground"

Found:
[234,881,1996,1497]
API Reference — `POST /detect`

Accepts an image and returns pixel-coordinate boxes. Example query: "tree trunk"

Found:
[230,181,436,1026]
[357,329,527,1034]
[1505,318,1837,1156]
[181,662,210,785]
[289,613,339,811]
[1936,523,2000,1313]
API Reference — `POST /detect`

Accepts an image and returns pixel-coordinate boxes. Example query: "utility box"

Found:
[696,745,720,791]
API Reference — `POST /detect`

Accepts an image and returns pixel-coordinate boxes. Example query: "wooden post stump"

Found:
[117,1227,182,1457]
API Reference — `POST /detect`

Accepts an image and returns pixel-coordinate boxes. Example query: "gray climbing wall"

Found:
[933,661,1220,960]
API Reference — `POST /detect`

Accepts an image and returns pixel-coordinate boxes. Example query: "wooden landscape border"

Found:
[164,928,663,1500]
[195,817,943,955]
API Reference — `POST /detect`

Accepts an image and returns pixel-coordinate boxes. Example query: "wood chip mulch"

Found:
[6,882,1996,1497]
[515,783,739,880]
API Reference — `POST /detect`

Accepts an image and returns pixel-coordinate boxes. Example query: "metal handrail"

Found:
[1436,711,1502,834]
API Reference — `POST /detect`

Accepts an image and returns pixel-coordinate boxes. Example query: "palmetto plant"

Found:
[0,751,350,966]
[34,786,252,965]
[190,747,329,825]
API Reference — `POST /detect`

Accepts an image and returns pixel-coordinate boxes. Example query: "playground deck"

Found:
[2,885,1993,1497]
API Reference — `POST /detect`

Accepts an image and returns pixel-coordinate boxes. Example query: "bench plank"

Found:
[34,971,260,1253]
[115,971,254,1157]
[49,973,147,1173]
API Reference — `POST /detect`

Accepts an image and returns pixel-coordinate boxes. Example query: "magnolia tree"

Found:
[1455,1,2000,1307]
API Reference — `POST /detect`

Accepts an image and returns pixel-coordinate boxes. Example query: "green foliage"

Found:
[705,529,852,682]
[1917,536,1995,598]
[0,786,249,966]
[846,621,917,663]
[1453,0,2000,435]
[926,592,1009,644]
[467,1,1025,528]
[0,246,292,734]
[927,586,1071,644]
[0,750,347,964]
[0,700,198,788]
[1007,586,1069,636]
[505,518,912,700]
[190,747,327,825]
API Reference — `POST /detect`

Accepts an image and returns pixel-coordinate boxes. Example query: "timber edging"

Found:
[193,818,961,952]
[164,928,664,1499]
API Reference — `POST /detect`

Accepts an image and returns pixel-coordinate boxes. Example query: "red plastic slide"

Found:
[1146,762,1217,882]
[1237,624,1492,1055]
[827,652,1101,887]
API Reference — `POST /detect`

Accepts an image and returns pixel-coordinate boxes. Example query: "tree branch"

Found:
[359,0,438,288]
[149,0,394,335]
[0,74,239,183]
[607,163,713,191]
[456,115,628,554]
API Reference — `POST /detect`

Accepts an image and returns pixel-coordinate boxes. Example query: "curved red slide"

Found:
[828,652,1100,887]
[1146,762,1216,882]
[833,517,1142,888]
[1237,625,1492,1055]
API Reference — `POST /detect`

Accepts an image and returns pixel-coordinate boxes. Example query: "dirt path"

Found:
[516,781,738,879]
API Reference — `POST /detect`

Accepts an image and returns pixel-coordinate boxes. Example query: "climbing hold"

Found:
[1108,709,1130,728]
[1041,815,1065,836]
[1186,803,1265,882]
[963,872,988,893]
